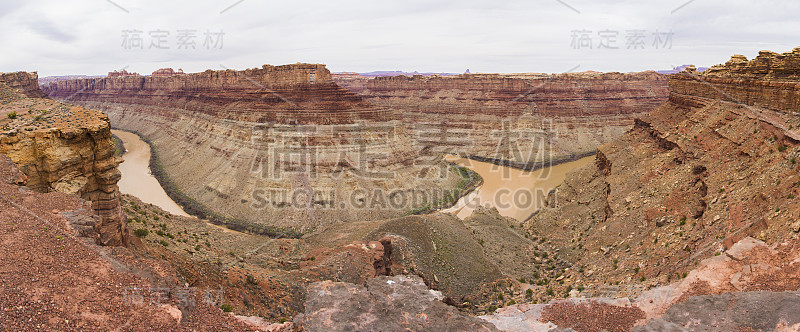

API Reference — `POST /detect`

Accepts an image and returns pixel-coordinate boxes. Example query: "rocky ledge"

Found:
[0,75,126,245]
[0,155,259,330]
[671,47,800,121]
[0,71,47,98]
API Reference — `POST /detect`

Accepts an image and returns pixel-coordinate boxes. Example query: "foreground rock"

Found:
[298,275,498,331]
[635,291,800,331]
[479,235,800,331]
[0,156,256,330]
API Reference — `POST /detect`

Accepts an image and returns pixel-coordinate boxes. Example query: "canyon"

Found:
[42,65,465,234]
[335,70,669,167]
[40,65,670,236]
[230,46,800,332]
[503,47,800,329]
[3,45,800,330]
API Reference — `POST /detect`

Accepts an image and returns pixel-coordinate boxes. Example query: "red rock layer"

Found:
[524,47,800,303]
[336,71,669,117]
[43,64,387,125]
[670,49,800,116]
[669,47,800,138]
[335,71,669,164]
[0,71,47,98]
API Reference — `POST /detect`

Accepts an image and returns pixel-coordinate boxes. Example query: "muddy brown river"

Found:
[113,130,190,217]
[442,155,594,221]
[114,128,591,222]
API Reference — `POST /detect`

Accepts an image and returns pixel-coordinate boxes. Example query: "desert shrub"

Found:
[220,304,233,312]
[133,229,149,237]
[7,111,17,119]
[246,275,257,285]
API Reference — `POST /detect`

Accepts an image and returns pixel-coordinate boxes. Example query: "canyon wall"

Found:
[43,64,463,233]
[43,64,386,125]
[0,71,47,98]
[335,71,670,166]
[670,48,800,128]
[0,75,126,245]
[523,47,800,302]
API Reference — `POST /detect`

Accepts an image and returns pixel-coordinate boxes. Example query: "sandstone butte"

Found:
[0,71,127,245]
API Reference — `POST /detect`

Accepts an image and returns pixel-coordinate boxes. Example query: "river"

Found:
[113,130,190,217]
[442,155,594,221]
[113,128,591,222]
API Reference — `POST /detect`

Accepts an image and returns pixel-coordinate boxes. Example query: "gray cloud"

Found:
[26,20,77,43]
[0,0,797,77]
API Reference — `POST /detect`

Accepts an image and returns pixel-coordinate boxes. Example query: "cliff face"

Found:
[43,64,463,233]
[670,48,800,125]
[0,71,47,98]
[43,64,386,125]
[0,78,126,245]
[523,47,800,301]
[335,71,669,164]
[340,71,667,117]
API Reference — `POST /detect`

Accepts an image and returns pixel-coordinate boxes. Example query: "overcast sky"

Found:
[1,0,798,77]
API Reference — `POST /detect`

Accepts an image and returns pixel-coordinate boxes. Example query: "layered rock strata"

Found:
[0,78,126,245]
[44,64,386,125]
[43,64,463,232]
[335,71,670,166]
[0,71,47,98]
[522,47,800,302]
[671,47,800,130]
